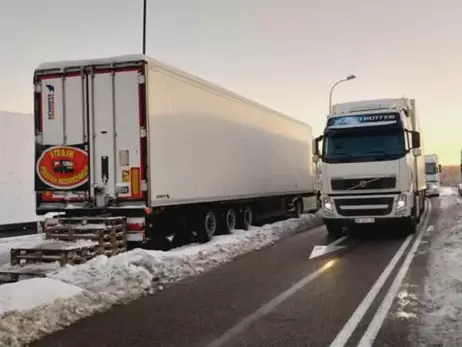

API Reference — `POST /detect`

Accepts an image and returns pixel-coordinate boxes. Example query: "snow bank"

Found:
[439,186,456,197]
[0,212,322,346]
[0,111,38,225]
[0,278,82,315]
[419,193,462,346]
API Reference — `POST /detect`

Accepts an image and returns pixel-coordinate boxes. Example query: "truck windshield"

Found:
[323,126,405,163]
[425,163,437,175]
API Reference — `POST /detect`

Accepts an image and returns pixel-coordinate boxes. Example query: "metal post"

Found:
[328,75,356,115]
[142,0,147,55]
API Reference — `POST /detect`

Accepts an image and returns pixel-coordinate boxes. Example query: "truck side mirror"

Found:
[312,135,324,157]
[313,154,320,163]
[412,148,422,157]
[411,131,421,149]
[438,164,442,173]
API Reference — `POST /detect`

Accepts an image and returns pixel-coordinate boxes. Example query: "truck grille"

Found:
[334,197,394,217]
[331,176,396,190]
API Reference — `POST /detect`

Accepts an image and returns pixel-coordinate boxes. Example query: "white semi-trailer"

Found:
[313,98,426,236]
[33,54,315,247]
[0,111,39,230]
[425,154,441,197]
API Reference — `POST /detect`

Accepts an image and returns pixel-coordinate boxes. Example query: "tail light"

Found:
[126,222,144,231]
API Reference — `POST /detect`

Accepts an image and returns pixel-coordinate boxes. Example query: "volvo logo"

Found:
[359,180,367,188]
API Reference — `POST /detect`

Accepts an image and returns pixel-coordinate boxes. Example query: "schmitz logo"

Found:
[36,146,88,189]
[46,84,55,120]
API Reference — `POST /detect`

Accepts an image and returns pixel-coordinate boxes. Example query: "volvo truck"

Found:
[312,98,426,236]
[425,154,441,197]
[33,54,315,248]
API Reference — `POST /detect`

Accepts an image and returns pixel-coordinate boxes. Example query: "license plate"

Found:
[355,217,375,224]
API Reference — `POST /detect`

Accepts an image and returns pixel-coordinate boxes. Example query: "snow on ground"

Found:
[419,187,462,346]
[0,278,82,315]
[439,186,456,197]
[438,186,460,210]
[0,212,322,346]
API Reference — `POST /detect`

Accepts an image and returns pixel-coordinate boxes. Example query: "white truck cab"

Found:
[313,98,426,237]
[425,154,441,197]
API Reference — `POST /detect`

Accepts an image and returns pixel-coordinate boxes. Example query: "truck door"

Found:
[34,63,147,209]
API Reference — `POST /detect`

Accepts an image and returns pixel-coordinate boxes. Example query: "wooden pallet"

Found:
[8,216,128,270]
[54,216,126,226]
[45,225,125,241]
[10,244,100,267]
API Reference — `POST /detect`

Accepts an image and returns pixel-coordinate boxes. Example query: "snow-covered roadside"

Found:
[419,187,462,346]
[0,212,322,346]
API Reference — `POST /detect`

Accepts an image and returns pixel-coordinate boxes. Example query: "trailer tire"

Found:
[294,198,304,218]
[197,209,217,243]
[222,208,237,234]
[237,205,253,231]
[316,192,321,211]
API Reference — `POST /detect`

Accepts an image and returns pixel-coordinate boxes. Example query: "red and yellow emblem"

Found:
[36,146,88,189]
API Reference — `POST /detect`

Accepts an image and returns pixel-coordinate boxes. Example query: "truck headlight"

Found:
[396,193,407,210]
[323,196,333,211]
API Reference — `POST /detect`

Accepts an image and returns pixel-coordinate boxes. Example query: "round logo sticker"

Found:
[36,146,88,189]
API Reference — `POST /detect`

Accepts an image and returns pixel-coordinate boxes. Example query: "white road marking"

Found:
[357,199,432,347]
[205,235,348,347]
[310,235,349,259]
[329,200,431,347]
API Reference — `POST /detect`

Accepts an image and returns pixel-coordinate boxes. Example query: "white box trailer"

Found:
[0,111,39,228]
[33,54,314,246]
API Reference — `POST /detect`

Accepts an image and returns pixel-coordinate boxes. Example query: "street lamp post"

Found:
[142,0,147,55]
[328,74,356,115]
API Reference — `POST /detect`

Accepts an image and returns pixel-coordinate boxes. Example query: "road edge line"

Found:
[357,198,432,346]
[328,200,430,347]
[205,237,344,347]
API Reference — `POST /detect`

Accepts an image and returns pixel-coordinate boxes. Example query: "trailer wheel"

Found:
[197,210,217,243]
[315,193,321,211]
[294,198,304,218]
[237,205,253,231]
[222,208,237,234]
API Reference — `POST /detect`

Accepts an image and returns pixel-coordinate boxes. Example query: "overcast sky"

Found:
[1,0,461,164]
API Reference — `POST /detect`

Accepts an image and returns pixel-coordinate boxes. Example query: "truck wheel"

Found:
[405,216,417,235]
[197,209,217,243]
[237,205,253,231]
[222,208,237,234]
[325,222,344,238]
[402,208,417,236]
[294,198,304,218]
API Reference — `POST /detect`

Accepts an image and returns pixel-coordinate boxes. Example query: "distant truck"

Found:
[425,154,441,197]
[312,98,426,236]
[33,54,315,247]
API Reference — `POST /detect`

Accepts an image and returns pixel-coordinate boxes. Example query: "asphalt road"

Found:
[32,199,438,347]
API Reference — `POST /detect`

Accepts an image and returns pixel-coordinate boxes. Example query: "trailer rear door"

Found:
[34,62,147,210]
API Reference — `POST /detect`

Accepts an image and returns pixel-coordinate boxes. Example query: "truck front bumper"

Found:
[320,192,413,221]
[324,216,411,229]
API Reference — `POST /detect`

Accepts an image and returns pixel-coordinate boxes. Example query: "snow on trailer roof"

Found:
[36,54,310,128]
